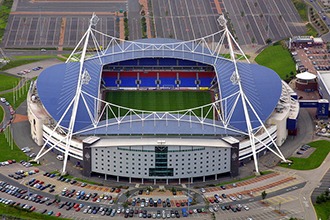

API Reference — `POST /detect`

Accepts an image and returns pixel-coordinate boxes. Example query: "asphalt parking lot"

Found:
[2,1,125,49]
[151,0,221,40]
[221,0,305,45]
[0,157,308,220]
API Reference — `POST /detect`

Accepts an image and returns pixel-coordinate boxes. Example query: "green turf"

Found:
[306,23,319,37]
[0,105,3,124]
[0,73,20,92]
[314,200,330,220]
[0,202,70,220]
[106,90,213,118]
[255,44,296,80]
[0,55,56,71]
[2,79,31,109]
[292,0,308,21]
[0,131,30,162]
[278,140,330,170]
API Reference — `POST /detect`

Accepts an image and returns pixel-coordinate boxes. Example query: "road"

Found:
[306,0,330,41]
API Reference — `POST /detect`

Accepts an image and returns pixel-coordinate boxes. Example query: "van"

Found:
[56,155,64,161]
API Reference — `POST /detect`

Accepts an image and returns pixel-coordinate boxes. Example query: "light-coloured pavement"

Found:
[273,152,330,220]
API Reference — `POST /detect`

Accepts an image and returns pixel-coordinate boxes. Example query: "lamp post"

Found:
[187,171,192,214]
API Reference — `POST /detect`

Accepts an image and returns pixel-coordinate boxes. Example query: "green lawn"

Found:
[255,44,296,79]
[292,0,308,22]
[0,105,3,124]
[2,79,31,109]
[0,55,56,71]
[306,23,319,37]
[0,203,70,220]
[0,131,29,162]
[279,140,330,170]
[0,0,14,42]
[106,90,213,118]
[0,73,20,92]
[314,200,330,220]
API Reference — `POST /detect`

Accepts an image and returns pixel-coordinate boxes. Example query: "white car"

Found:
[244,205,249,211]
[200,188,206,193]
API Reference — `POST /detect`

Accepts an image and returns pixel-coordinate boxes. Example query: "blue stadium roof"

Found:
[37,38,282,134]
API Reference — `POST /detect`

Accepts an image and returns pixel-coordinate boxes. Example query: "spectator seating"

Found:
[102,70,215,88]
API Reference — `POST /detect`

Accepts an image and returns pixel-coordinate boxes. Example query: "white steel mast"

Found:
[218,15,287,174]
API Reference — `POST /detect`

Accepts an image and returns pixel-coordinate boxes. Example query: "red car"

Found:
[55,212,61,217]
[176,203,180,207]
[209,198,214,203]
[75,207,80,212]
[115,188,121,193]
[73,203,79,209]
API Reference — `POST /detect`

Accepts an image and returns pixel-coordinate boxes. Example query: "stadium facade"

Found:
[27,15,298,183]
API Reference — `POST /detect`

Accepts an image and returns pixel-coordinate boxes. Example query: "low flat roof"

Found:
[89,137,232,148]
[296,72,316,80]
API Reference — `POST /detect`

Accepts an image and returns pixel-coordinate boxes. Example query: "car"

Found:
[296,151,304,155]
[47,210,53,216]
[55,212,61,217]
[41,209,47,214]
[244,205,249,211]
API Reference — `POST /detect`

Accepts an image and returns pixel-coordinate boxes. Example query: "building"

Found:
[27,15,295,184]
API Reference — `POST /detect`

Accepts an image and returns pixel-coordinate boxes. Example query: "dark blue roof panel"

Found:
[37,38,282,133]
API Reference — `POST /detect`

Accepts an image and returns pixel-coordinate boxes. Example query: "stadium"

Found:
[27,15,298,184]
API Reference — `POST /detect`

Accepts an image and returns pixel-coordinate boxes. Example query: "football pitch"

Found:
[105,90,212,117]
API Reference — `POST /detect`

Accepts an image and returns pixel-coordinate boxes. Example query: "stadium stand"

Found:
[139,72,158,87]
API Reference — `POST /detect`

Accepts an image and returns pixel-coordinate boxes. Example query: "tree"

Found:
[259,13,263,19]
[241,11,245,17]
[266,38,272,44]
[125,191,130,198]
[55,194,60,203]
[251,37,256,44]
[261,190,267,200]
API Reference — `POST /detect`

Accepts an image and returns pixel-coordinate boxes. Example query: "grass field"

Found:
[0,55,56,71]
[279,140,330,170]
[0,131,28,162]
[314,200,330,220]
[255,44,296,80]
[292,0,308,21]
[0,106,3,124]
[0,203,69,220]
[106,90,212,118]
[2,79,32,109]
[0,73,19,92]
